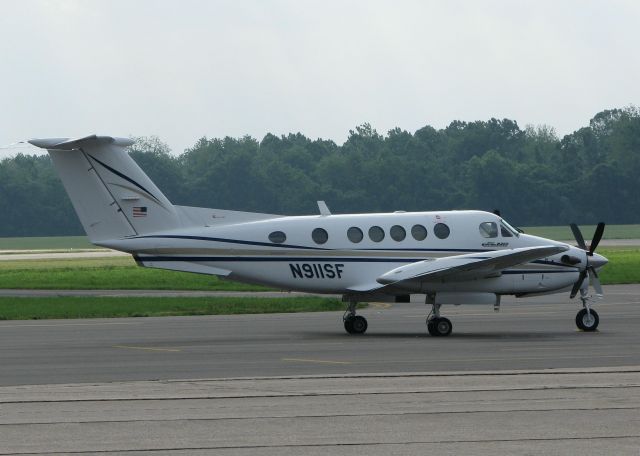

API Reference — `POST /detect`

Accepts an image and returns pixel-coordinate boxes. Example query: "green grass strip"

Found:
[521,224,640,240]
[598,248,640,284]
[0,296,344,320]
[0,236,93,250]
[0,257,271,291]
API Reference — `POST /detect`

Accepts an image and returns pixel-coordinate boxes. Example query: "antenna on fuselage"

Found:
[317,201,331,216]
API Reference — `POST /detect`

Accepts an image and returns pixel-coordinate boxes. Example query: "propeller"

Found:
[569,222,606,299]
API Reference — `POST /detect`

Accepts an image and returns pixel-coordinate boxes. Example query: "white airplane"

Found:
[29,135,609,336]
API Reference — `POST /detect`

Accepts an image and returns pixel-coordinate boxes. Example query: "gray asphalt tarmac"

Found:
[2,368,639,455]
[1,285,640,455]
[1,285,639,386]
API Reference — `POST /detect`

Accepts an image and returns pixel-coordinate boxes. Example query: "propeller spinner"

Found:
[569,222,608,299]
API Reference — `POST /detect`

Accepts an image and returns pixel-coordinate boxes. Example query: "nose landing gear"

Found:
[576,295,599,332]
[576,308,599,331]
[569,222,606,332]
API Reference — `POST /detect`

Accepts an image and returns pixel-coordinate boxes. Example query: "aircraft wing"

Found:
[375,245,569,289]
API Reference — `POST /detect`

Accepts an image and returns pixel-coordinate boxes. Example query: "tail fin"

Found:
[29,135,180,243]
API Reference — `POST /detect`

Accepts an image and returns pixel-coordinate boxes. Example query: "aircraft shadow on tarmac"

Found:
[300,330,572,340]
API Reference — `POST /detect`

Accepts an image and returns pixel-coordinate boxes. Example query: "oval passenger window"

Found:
[368,226,385,242]
[347,226,364,243]
[411,224,427,241]
[312,228,329,244]
[268,231,286,244]
[434,223,450,239]
[390,225,406,242]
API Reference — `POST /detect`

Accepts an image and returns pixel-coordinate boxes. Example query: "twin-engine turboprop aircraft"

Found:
[29,135,609,336]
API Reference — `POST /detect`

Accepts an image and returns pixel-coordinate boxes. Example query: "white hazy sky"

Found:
[1,0,639,158]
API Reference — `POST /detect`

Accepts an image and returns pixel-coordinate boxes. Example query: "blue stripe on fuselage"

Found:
[133,255,576,273]
[129,234,496,253]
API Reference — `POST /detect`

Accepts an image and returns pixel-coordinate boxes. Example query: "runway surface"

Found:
[2,368,639,455]
[1,285,639,386]
[1,285,640,454]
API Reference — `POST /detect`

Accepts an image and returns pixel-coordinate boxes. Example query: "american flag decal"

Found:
[133,206,147,217]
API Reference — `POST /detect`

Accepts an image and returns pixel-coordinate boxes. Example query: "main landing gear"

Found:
[343,300,368,335]
[426,301,452,337]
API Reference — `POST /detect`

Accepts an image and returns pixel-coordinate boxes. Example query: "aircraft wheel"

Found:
[576,308,599,332]
[344,315,367,334]
[427,317,452,337]
[350,316,368,334]
[427,318,437,336]
[344,316,355,334]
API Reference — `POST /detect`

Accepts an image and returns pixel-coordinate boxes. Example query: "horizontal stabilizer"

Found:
[29,135,134,150]
[134,256,232,277]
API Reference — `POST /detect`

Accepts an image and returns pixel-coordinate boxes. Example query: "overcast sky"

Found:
[1,0,638,158]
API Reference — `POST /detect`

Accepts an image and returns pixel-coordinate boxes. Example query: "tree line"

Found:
[1,106,639,237]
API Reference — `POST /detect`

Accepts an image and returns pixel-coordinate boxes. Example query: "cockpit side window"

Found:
[501,225,513,237]
[500,219,520,237]
[479,222,498,238]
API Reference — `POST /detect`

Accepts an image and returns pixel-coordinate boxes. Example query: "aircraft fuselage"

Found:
[101,210,589,297]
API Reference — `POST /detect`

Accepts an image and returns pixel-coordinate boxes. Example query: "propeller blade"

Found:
[589,222,606,254]
[580,275,589,296]
[570,270,588,299]
[588,266,603,297]
[570,223,587,250]
[591,273,603,296]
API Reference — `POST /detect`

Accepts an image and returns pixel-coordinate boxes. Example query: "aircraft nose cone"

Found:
[590,252,608,270]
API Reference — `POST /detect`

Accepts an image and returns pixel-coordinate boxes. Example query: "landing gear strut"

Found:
[426,298,452,337]
[576,296,599,331]
[343,300,368,334]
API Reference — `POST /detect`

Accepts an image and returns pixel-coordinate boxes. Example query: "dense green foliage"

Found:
[2,107,639,236]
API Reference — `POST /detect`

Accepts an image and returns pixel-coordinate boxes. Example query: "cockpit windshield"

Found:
[500,219,520,237]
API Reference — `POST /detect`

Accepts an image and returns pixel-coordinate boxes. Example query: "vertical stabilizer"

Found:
[29,135,181,242]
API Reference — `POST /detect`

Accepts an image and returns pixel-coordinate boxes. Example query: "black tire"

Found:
[351,316,368,334]
[576,308,599,331]
[427,319,437,336]
[344,316,355,334]
[427,317,452,337]
[435,317,452,336]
